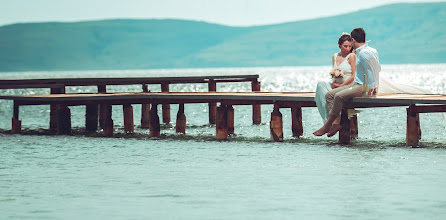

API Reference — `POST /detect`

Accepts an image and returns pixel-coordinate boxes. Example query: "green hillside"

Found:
[187,2,446,67]
[0,2,445,71]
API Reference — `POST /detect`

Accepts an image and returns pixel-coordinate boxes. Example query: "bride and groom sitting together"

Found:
[313,27,381,137]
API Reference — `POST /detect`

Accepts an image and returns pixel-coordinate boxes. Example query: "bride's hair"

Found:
[338,34,352,46]
[338,34,353,53]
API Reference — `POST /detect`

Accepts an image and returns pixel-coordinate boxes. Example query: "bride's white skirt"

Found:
[378,75,431,94]
[315,81,331,122]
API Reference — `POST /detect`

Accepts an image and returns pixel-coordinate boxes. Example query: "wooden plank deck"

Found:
[1,92,445,106]
[1,92,445,146]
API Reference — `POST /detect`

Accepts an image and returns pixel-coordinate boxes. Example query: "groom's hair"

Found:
[351,28,366,43]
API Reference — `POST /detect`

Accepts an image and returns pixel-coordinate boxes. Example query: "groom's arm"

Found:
[358,51,379,89]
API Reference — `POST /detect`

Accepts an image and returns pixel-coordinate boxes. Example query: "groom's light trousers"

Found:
[325,83,363,117]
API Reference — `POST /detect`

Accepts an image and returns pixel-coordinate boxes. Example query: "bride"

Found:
[315,33,356,122]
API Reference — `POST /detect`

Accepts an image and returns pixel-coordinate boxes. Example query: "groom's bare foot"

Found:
[327,124,342,137]
[313,126,330,136]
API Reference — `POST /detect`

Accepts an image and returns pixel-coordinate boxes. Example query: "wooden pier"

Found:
[0,75,262,127]
[1,91,445,146]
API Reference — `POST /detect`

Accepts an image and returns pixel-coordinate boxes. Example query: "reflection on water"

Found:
[1,64,446,219]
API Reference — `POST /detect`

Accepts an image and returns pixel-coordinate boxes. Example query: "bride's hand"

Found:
[331,82,340,89]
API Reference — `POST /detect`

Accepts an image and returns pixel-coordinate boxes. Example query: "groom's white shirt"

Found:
[353,43,381,88]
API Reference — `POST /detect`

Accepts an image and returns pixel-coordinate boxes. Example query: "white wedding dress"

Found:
[315,52,433,123]
[315,53,353,122]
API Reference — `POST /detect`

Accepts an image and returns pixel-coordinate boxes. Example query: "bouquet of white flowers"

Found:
[330,69,344,84]
[330,69,344,78]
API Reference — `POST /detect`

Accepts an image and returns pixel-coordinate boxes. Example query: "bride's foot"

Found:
[327,124,342,137]
[313,126,330,136]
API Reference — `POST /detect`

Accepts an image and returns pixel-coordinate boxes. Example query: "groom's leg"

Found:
[325,84,352,115]
[325,84,362,137]
[313,85,354,136]
[329,84,362,118]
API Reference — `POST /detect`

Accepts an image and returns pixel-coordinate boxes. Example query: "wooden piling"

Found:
[161,83,170,124]
[50,87,65,131]
[150,103,161,137]
[141,84,151,129]
[291,106,303,137]
[11,118,21,134]
[85,104,98,132]
[57,105,71,135]
[216,104,228,140]
[270,105,283,142]
[252,80,261,125]
[98,85,107,129]
[406,105,421,146]
[339,108,351,144]
[208,80,217,124]
[141,102,151,129]
[176,104,186,134]
[123,104,134,134]
[50,104,59,131]
[11,102,21,134]
[103,104,113,136]
[350,114,358,139]
[409,105,446,141]
[227,105,235,135]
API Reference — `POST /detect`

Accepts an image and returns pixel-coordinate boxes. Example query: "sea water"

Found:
[0,64,445,219]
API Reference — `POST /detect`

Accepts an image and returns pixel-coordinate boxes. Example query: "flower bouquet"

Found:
[330,69,344,83]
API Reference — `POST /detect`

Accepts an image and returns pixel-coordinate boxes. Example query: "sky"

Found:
[0,0,444,27]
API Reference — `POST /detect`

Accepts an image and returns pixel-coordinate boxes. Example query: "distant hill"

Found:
[0,2,445,71]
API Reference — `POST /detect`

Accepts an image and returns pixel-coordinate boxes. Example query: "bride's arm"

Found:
[339,54,356,86]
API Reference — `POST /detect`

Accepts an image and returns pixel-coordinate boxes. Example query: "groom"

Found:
[313,27,381,137]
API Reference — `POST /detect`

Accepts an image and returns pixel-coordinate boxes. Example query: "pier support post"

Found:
[103,104,113,136]
[50,104,59,132]
[176,104,186,134]
[141,84,151,129]
[150,103,161,137]
[11,101,21,134]
[406,105,421,146]
[208,80,217,124]
[227,105,235,135]
[98,85,107,129]
[291,106,303,137]
[252,80,261,125]
[85,104,98,132]
[161,83,170,124]
[339,108,351,144]
[216,104,228,140]
[57,105,71,135]
[50,87,65,131]
[350,114,358,139]
[123,104,134,134]
[270,105,283,142]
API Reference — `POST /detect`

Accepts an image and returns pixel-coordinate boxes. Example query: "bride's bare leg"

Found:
[313,114,337,136]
